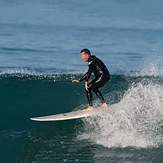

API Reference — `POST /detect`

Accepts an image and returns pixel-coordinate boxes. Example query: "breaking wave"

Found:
[79,64,163,148]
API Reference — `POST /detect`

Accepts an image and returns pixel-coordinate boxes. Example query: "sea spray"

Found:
[79,81,163,148]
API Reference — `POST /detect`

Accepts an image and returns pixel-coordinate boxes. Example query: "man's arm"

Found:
[72,72,88,84]
[72,63,93,84]
[78,72,88,82]
[79,64,93,82]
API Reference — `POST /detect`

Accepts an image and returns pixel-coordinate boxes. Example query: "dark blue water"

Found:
[1,0,163,163]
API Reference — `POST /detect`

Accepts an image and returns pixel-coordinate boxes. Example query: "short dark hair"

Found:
[80,48,91,55]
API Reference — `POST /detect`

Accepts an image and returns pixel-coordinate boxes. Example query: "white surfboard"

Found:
[30,108,99,122]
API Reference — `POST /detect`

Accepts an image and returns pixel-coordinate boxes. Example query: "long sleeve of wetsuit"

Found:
[79,64,93,82]
[78,72,88,82]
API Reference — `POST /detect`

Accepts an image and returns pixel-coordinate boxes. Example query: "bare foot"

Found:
[83,106,94,112]
[101,102,108,109]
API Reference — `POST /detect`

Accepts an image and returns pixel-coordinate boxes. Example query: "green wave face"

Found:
[0,73,163,163]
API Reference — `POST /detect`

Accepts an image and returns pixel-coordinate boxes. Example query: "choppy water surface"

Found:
[0,0,163,162]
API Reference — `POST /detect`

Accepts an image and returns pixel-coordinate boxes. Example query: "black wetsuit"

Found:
[79,55,110,106]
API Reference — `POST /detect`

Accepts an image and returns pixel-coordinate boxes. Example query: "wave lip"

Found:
[0,67,38,75]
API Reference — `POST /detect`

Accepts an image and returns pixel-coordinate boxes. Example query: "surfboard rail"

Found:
[30,109,96,121]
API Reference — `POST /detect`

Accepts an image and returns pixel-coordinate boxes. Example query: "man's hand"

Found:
[72,80,80,84]
[85,81,89,91]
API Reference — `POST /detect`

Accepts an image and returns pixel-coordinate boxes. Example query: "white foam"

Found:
[78,82,163,148]
[139,63,163,77]
[0,67,42,76]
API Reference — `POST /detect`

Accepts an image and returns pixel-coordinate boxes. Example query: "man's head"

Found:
[80,48,91,62]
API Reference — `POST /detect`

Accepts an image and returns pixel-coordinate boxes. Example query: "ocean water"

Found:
[1,0,163,163]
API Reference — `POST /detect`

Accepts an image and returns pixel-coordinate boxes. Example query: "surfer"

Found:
[72,48,110,111]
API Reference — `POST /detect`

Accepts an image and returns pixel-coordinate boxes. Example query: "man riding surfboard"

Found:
[72,49,110,111]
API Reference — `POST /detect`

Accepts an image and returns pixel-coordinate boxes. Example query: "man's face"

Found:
[80,52,90,62]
